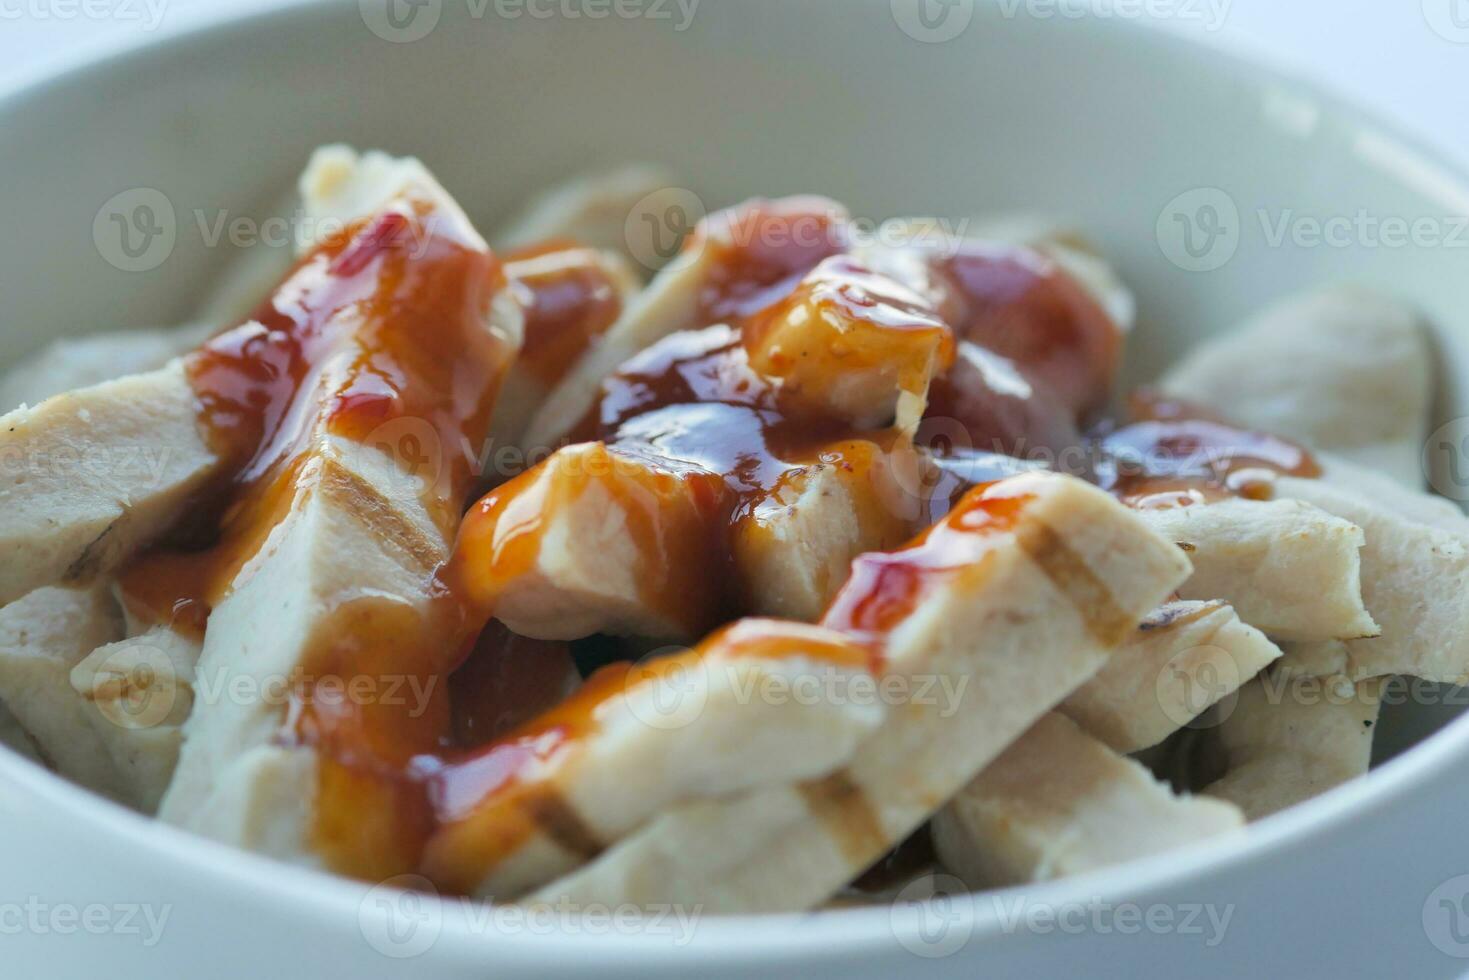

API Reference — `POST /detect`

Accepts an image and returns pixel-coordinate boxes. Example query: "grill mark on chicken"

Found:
[522,786,604,861]
[798,769,887,867]
[318,456,445,572]
[1016,519,1133,646]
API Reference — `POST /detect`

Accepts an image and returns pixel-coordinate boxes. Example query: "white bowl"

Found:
[3,2,1469,976]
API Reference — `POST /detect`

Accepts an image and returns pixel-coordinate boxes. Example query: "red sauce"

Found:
[1097,389,1320,507]
[692,196,850,325]
[821,482,1033,647]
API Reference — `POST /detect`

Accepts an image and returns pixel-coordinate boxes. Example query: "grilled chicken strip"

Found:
[158,149,521,879]
[529,472,1190,913]
[1158,286,1431,487]
[455,441,730,642]
[1134,497,1378,642]
[69,626,203,812]
[1265,456,1469,684]
[1061,600,1283,753]
[0,360,223,606]
[0,322,213,413]
[1202,672,1384,820]
[0,586,131,803]
[932,712,1242,887]
[419,619,884,899]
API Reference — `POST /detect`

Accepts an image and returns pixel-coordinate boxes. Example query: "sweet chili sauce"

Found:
[1094,389,1321,508]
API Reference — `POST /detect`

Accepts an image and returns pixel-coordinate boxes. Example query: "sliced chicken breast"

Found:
[1202,673,1384,820]
[1158,286,1431,487]
[0,360,223,606]
[1061,600,1283,753]
[529,471,1191,913]
[932,712,1242,887]
[0,321,214,412]
[1134,497,1378,642]
[0,585,131,803]
[420,618,883,899]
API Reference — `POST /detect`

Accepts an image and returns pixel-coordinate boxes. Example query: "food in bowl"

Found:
[0,146,1458,912]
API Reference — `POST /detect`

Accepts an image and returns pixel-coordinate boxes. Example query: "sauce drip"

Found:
[1096,390,1320,508]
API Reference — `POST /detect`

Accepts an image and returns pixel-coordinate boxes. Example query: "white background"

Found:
[1,0,1467,169]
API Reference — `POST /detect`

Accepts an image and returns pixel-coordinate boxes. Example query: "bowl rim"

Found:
[2,0,1467,965]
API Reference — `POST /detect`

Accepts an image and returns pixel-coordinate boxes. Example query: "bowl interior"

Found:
[1,0,1467,961]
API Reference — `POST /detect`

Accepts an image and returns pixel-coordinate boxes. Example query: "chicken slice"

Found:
[69,626,203,813]
[1134,497,1378,642]
[492,164,678,268]
[0,322,214,412]
[741,256,954,432]
[1060,600,1283,753]
[420,618,883,899]
[731,440,916,622]
[932,713,1242,888]
[523,196,848,447]
[1264,458,1469,683]
[1158,286,1431,487]
[0,585,131,803]
[455,441,730,641]
[159,150,520,877]
[1202,673,1384,820]
[529,471,1191,913]
[0,360,223,606]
